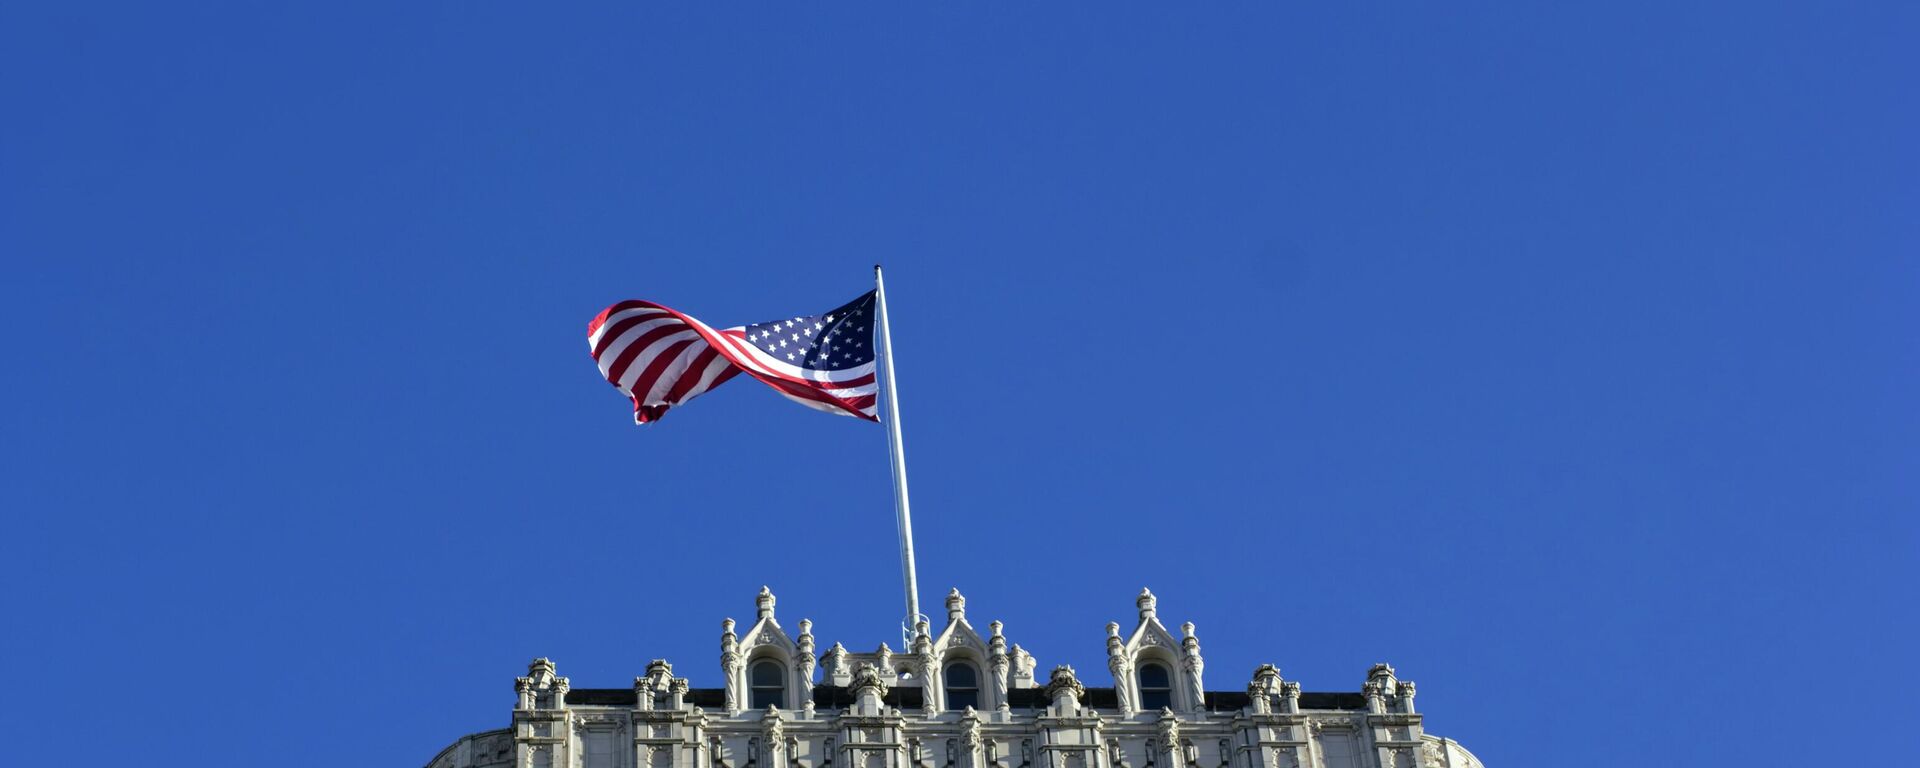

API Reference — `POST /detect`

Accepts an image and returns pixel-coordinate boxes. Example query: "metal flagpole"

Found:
[873,265,925,645]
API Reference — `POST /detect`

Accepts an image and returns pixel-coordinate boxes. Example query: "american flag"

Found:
[587,291,880,424]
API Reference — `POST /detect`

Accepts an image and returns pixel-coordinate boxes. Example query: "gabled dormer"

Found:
[928,588,999,713]
[722,586,814,713]
[1108,589,1205,715]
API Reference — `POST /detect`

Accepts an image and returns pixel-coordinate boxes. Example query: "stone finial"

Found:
[1247,665,1281,715]
[1106,623,1125,656]
[961,706,983,746]
[914,619,933,650]
[876,642,893,671]
[823,642,850,682]
[1044,665,1085,703]
[947,588,967,622]
[635,676,656,711]
[648,659,675,678]
[1137,589,1158,620]
[529,657,557,684]
[1364,663,1396,715]
[1181,625,1205,710]
[757,586,776,620]
[1011,644,1038,686]
[850,664,890,698]
[989,621,1007,655]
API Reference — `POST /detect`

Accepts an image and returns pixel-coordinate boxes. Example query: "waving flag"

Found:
[587,291,880,424]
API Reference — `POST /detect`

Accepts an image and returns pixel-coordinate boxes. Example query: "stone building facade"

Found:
[424,589,1485,768]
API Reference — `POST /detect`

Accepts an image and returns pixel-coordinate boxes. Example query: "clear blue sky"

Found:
[2,3,1913,766]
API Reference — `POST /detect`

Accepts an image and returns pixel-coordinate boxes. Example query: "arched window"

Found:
[1138,662,1173,711]
[945,663,980,710]
[750,659,786,710]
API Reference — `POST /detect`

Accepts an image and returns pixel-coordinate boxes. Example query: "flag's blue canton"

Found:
[739,290,877,371]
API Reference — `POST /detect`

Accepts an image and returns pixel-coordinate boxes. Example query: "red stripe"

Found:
[591,309,671,360]
[588,299,664,338]
[739,370,879,421]
[604,324,692,389]
[626,339,696,403]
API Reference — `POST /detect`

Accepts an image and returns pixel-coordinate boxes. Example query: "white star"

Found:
[813,322,823,331]
[779,339,788,348]
[826,314,835,322]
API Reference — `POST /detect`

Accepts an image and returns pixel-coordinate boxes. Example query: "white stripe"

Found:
[588,307,668,349]
[823,383,878,399]
[595,317,682,378]
[616,330,700,392]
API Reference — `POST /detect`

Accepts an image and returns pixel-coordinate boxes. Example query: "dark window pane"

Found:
[1139,663,1172,710]
[947,689,979,710]
[750,660,785,709]
[945,664,977,687]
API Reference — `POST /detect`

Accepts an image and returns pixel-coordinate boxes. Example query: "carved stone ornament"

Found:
[1156,710,1180,745]
[763,708,785,748]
